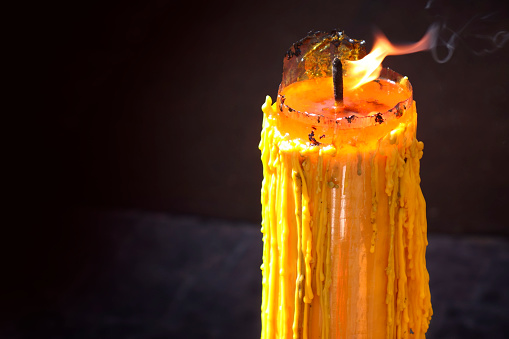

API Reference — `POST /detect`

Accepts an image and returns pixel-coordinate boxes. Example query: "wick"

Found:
[332,57,343,105]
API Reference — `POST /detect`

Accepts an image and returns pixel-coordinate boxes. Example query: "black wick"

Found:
[332,57,343,104]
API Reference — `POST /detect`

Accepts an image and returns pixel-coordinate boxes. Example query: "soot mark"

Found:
[286,41,303,60]
[345,115,356,123]
[279,95,285,112]
[308,130,321,146]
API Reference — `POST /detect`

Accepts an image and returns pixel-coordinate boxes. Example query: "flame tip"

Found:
[344,25,437,89]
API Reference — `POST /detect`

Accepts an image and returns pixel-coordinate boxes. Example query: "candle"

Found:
[259,31,432,339]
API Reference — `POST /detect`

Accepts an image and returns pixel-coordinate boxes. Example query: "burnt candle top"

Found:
[277,30,413,129]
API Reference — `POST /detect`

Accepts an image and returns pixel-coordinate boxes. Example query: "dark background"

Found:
[39,0,509,234]
[5,0,509,338]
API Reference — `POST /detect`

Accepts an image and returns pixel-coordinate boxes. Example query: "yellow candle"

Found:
[259,31,432,339]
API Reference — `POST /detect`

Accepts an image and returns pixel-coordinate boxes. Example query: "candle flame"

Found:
[344,25,438,89]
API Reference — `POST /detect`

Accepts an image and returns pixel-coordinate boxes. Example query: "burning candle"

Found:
[259,30,433,338]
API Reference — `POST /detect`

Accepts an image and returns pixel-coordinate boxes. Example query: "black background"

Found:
[32,0,509,233]
[5,0,509,338]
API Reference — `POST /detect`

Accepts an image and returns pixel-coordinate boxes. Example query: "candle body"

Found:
[259,79,432,338]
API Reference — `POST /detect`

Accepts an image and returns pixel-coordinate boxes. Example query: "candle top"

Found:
[277,30,413,129]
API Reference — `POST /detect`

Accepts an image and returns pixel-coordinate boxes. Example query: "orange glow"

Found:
[344,26,438,89]
[281,76,410,119]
